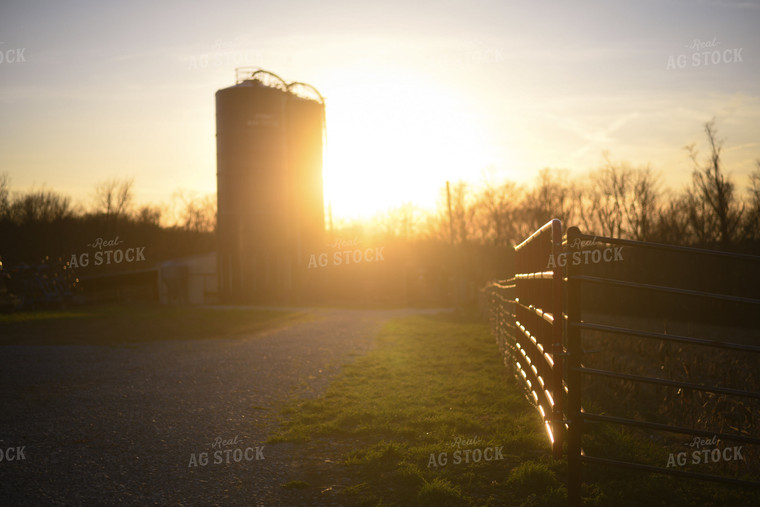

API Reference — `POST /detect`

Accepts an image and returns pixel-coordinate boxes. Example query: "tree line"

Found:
[2,119,759,267]
[365,120,760,254]
[0,176,216,265]
[0,176,216,232]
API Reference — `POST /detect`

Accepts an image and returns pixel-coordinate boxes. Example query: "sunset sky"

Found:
[0,0,758,221]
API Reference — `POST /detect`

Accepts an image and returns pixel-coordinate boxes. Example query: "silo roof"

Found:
[227,68,324,104]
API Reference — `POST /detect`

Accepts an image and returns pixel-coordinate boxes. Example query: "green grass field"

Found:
[270,310,760,506]
[270,310,566,506]
[0,305,309,346]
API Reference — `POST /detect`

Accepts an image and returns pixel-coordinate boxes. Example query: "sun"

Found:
[320,68,494,221]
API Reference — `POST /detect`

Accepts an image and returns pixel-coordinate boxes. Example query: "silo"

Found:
[216,69,325,303]
[286,82,326,269]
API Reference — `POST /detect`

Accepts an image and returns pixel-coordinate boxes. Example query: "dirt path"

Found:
[0,307,449,505]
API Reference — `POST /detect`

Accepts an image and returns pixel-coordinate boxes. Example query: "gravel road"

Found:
[0,307,449,505]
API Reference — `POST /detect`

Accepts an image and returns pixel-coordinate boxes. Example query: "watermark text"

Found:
[0,43,26,64]
[666,435,744,468]
[0,446,26,462]
[69,236,146,268]
[428,435,504,468]
[188,435,264,468]
[666,37,743,70]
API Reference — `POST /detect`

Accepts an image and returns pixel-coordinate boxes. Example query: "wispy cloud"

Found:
[542,112,642,159]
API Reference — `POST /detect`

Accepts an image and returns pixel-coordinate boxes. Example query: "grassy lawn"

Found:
[270,310,566,506]
[0,305,310,346]
[269,310,760,506]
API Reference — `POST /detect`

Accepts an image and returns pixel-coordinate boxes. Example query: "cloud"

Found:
[542,112,641,159]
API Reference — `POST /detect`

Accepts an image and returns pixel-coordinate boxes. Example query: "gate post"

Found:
[565,226,583,507]
[550,220,564,460]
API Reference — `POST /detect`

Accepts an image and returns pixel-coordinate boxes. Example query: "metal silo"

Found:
[216,68,325,303]
[286,82,326,269]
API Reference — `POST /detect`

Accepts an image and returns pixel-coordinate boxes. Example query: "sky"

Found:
[1,0,759,222]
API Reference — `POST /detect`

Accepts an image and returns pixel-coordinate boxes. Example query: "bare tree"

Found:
[751,161,760,206]
[579,156,661,240]
[420,204,449,243]
[685,119,743,248]
[0,172,10,220]
[8,188,74,225]
[471,179,521,246]
[172,190,216,233]
[583,157,630,237]
[625,165,661,241]
[363,202,421,241]
[448,180,475,245]
[389,202,420,240]
[518,168,576,237]
[744,161,760,242]
[134,205,162,227]
[93,177,134,221]
[651,192,691,244]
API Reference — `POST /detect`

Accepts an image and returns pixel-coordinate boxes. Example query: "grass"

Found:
[281,480,311,489]
[576,422,760,506]
[269,309,760,506]
[269,310,565,506]
[0,304,311,346]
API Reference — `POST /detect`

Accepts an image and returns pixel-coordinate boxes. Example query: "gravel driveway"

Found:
[0,307,449,505]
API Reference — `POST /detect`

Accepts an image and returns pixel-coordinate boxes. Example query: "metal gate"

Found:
[482,219,564,458]
[481,220,760,505]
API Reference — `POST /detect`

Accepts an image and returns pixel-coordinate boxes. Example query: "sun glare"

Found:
[321,69,494,221]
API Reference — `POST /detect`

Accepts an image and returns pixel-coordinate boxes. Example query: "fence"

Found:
[480,220,760,506]
[481,219,565,459]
